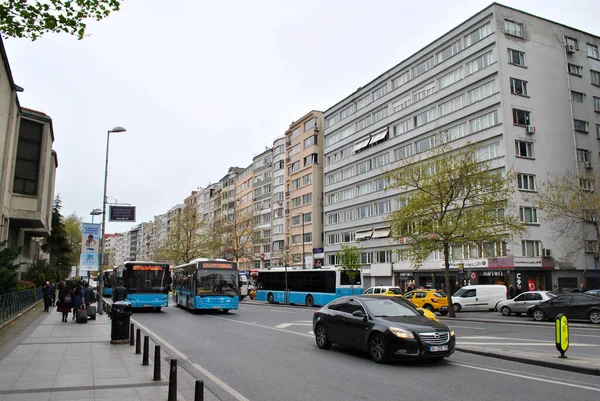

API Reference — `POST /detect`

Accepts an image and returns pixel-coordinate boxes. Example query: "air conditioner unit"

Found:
[543,248,552,258]
[566,44,575,54]
[585,161,593,169]
[526,125,536,134]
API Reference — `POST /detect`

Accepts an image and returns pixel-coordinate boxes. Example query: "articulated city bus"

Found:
[173,259,239,312]
[114,261,170,310]
[102,270,114,297]
[255,267,363,307]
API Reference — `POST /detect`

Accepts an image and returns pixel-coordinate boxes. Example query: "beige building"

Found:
[0,39,58,276]
[285,111,325,268]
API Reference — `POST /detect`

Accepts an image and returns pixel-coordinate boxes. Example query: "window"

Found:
[588,44,599,59]
[415,136,435,154]
[326,113,340,128]
[304,118,317,132]
[568,64,583,76]
[594,96,600,112]
[412,82,436,103]
[565,37,579,49]
[373,153,389,168]
[356,114,373,131]
[512,108,531,126]
[411,56,434,79]
[356,160,372,174]
[466,50,495,75]
[517,173,536,191]
[374,200,391,215]
[576,149,590,162]
[372,107,388,123]
[291,235,301,245]
[464,22,492,47]
[597,124,600,139]
[392,71,410,89]
[13,119,43,195]
[439,95,465,117]
[571,91,585,103]
[521,240,541,257]
[574,119,589,132]
[356,94,372,110]
[592,70,600,86]
[289,144,300,157]
[292,197,301,208]
[304,212,312,223]
[504,20,523,38]
[515,141,534,158]
[438,66,463,89]
[290,127,301,140]
[520,207,538,224]
[467,81,495,104]
[477,142,498,161]
[302,193,312,205]
[394,119,412,136]
[303,233,312,243]
[304,135,317,148]
[392,94,411,112]
[437,40,462,63]
[510,78,528,96]
[414,108,436,127]
[302,173,312,185]
[304,153,318,167]
[394,144,413,161]
[507,49,526,67]
[470,111,498,132]
[443,123,467,142]
[580,178,594,191]
[372,85,388,101]
[585,240,598,253]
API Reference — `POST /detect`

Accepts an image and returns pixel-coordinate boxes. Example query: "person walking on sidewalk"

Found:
[83,282,95,309]
[50,282,56,307]
[57,283,72,322]
[71,285,85,321]
[42,281,52,312]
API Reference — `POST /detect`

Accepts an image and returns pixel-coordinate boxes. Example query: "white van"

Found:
[451,284,507,312]
[239,274,249,300]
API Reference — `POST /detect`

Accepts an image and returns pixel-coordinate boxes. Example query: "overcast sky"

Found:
[3,0,598,234]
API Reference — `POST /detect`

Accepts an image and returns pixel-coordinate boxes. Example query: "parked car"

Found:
[497,291,556,316]
[313,295,455,363]
[403,289,449,315]
[586,289,600,297]
[364,286,439,321]
[526,293,600,324]
[451,284,507,312]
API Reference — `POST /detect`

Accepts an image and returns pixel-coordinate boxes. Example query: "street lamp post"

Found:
[301,213,305,269]
[90,208,102,224]
[97,126,126,315]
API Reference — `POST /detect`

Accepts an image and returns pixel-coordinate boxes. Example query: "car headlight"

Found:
[389,327,415,339]
[450,330,455,337]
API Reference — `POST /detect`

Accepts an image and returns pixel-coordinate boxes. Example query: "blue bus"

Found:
[256,267,363,307]
[114,261,170,310]
[102,270,114,297]
[173,259,239,313]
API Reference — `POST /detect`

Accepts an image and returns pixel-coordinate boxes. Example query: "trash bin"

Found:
[110,301,132,344]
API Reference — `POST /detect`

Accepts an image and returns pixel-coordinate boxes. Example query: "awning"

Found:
[372,227,391,238]
[352,137,371,153]
[369,128,389,144]
[355,229,373,240]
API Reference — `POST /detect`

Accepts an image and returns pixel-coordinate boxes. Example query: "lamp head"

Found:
[109,126,127,133]
[90,208,103,216]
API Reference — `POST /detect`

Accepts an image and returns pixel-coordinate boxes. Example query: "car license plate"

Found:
[212,306,220,309]
[429,345,448,352]
[143,304,152,307]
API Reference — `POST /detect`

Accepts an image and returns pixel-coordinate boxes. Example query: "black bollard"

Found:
[168,359,177,401]
[153,345,161,381]
[129,324,135,346]
[195,380,204,401]
[143,335,149,365]
[135,329,141,354]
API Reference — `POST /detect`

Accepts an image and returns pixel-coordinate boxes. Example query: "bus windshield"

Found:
[197,270,238,296]
[125,264,169,293]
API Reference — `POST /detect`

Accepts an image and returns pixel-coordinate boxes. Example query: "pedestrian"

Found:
[508,284,515,299]
[580,283,586,292]
[112,283,127,302]
[42,281,52,312]
[71,285,85,321]
[57,282,72,322]
[50,282,56,307]
[83,282,95,309]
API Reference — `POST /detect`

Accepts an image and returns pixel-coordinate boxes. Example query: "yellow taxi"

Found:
[363,286,439,322]
[403,289,449,315]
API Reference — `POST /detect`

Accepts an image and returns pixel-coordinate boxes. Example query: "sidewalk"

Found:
[0,308,220,400]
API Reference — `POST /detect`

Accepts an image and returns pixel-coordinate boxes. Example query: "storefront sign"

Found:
[480,270,507,277]
[514,257,542,267]
[396,272,414,278]
[313,248,325,259]
[447,259,487,269]
[516,272,522,290]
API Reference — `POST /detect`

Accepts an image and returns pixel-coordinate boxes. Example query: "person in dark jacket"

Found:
[57,283,72,322]
[83,283,95,308]
[50,283,56,307]
[42,281,52,312]
[71,285,85,320]
[112,284,127,302]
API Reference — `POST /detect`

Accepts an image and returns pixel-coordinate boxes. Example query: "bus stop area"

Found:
[0,303,219,401]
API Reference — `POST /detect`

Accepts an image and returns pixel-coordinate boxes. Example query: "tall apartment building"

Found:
[1,38,58,276]
[323,4,600,291]
[270,137,287,266]
[285,111,325,268]
[252,148,274,269]
[235,165,254,270]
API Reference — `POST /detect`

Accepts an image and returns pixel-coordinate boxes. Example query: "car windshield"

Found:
[453,288,468,297]
[387,288,403,294]
[433,291,446,297]
[363,298,419,317]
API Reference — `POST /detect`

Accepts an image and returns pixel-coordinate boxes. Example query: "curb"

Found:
[0,300,43,331]
[456,346,600,376]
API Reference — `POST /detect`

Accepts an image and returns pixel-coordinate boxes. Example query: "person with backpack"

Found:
[83,282,96,308]
[71,285,85,321]
[57,282,72,323]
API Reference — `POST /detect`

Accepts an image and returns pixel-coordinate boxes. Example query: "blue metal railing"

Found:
[0,287,43,325]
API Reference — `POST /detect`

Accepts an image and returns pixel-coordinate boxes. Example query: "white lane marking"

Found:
[308,331,314,335]
[458,342,597,347]
[461,335,600,345]
[275,323,313,329]
[448,325,488,330]
[267,309,298,314]
[448,361,600,392]
[131,318,250,401]
[209,315,313,338]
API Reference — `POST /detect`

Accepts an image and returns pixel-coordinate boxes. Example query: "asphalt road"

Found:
[130,301,600,401]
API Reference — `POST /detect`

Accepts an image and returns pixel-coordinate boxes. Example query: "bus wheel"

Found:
[223,309,229,314]
[267,293,274,304]
[154,307,161,312]
[306,295,315,307]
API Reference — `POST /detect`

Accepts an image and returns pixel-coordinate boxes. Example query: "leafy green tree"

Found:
[42,196,73,280]
[533,170,600,265]
[0,241,23,294]
[213,210,255,264]
[0,0,123,41]
[336,243,362,294]
[63,213,83,267]
[386,139,526,317]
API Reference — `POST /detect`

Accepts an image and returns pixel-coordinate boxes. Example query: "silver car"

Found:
[498,291,556,316]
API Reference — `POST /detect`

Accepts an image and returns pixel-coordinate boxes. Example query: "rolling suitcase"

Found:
[87,305,97,320]
[76,308,88,323]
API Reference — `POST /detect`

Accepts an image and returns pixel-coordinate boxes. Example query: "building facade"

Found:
[323,4,600,292]
[252,148,274,269]
[270,137,287,266]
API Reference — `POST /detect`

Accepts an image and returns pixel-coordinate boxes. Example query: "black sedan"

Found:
[312,295,455,363]
[527,293,600,324]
